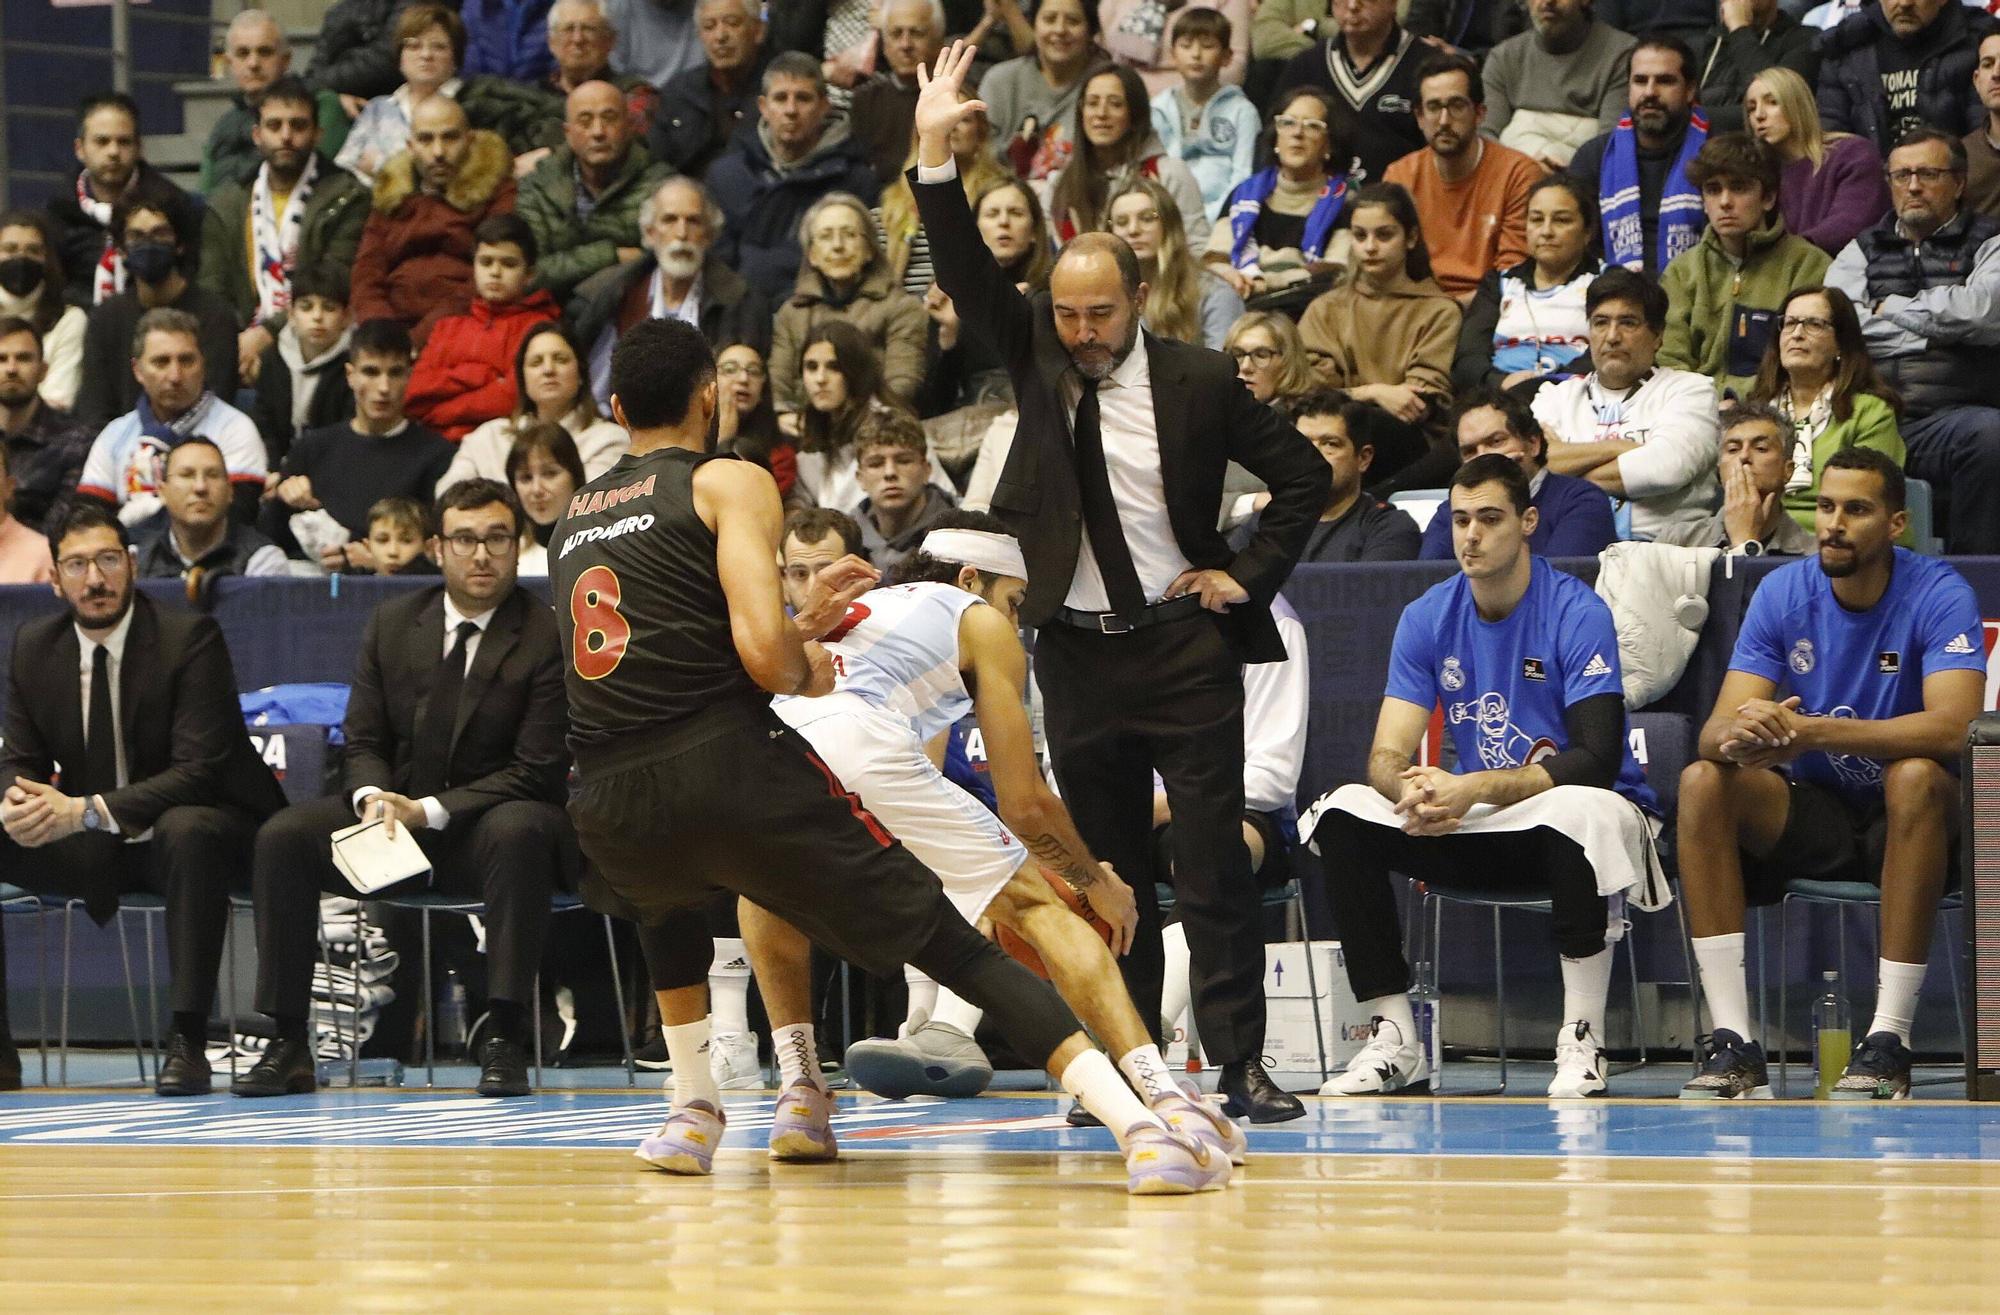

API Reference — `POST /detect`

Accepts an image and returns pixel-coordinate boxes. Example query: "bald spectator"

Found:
[850,0,947,188]
[651,0,772,178]
[351,97,517,346]
[572,175,771,409]
[523,0,660,152]
[708,53,882,304]
[47,94,205,309]
[200,10,350,192]
[516,81,673,308]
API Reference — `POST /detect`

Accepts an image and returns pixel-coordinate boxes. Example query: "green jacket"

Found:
[458,74,562,156]
[516,142,673,304]
[1658,216,1831,399]
[199,89,351,193]
[197,154,371,330]
[1782,390,1908,536]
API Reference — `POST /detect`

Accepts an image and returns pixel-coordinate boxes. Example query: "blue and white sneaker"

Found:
[1830,1031,1914,1101]
[1679,1029,1772,1100]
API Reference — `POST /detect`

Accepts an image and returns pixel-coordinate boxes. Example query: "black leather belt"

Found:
[1051,593,1205,634]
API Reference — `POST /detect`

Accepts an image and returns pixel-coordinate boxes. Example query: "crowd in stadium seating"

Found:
[0,0,1995,1103]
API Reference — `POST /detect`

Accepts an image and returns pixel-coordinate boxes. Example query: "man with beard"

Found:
[1676,447,1983,1102]
[912,43,1328,1122]
[572,175,772,410]
[1481,0,1636,170]
[199,11,351,193]
[1384,51,1544,301]
[198,77,370,386]
[0,501,287,1093]
[0,318,94,534]
[517,80,673,306]
[1566,36,1708,277]
[45,93,206,309]
[1819,0,1993,156]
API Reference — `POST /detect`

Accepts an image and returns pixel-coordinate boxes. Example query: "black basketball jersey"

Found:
[551,446,766,756]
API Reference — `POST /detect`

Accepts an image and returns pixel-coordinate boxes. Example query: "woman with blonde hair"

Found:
[1106,176,1242,348]
[1223,310,1319,405]
[1744,66,1890,254]
[877,88,1014,296]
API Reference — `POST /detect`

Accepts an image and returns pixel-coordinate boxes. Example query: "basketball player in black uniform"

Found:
[552,319,1229,1195]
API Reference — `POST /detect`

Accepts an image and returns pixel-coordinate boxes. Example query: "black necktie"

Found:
[83,645,117,795]
[1070,379,1148,622]
[411,621,478,798]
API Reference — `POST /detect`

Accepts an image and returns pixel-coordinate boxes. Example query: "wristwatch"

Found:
[81,796,104,831]
[1736,539,1765,557]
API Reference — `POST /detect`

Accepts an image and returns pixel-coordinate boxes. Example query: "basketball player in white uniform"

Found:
[761,511,1248,1165]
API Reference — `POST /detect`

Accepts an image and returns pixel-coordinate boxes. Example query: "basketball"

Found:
[995,866,1115,979]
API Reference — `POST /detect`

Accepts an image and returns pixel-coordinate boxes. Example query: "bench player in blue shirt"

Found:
[1304,454,1669,1099]
[1677,447,1984,1101]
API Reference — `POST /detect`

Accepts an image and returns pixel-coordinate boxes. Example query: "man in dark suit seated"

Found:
[910,43,1331,1123]
[0,502,286,1094]
[234,478,574,1099]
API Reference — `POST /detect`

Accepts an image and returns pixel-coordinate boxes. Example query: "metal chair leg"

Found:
[1491,905,1509,1093]
[1674,896,1703,1076]
[1943,905,1968,1060]
[350,904,366,1088]
[1777,896,1792,1098]
[603,915,635,1086]
[422,908,436,1088]
[532,973,544,1090]
[1294,884,1329,1083]
[59,902,73,1087]
[142,910,162,1070]
[35,903,52,1087]
[114,916,149,1085]
[1625,935,1647,1067]
[224,908,240,1083]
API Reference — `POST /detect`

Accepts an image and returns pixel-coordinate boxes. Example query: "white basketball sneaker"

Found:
[1319,1017,1428,1095]
[1548,1021,1608,1098]
[708,1031,762,1090]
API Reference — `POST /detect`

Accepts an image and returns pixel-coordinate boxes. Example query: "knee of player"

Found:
[1676,758,1736,808]
[1881,757,1954,816]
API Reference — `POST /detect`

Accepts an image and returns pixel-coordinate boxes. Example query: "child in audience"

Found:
[403,214,561,442]
[249,264,357,467]
[1150,8,1261,222]
[362,495,435,575]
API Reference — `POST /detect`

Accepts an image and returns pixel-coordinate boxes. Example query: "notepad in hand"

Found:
[329,818,432,894]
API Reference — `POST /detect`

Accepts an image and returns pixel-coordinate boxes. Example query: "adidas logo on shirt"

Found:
[1582,653,1613,678]
[1945,633,1976,655]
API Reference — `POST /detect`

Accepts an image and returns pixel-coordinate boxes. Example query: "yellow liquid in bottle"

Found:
[1815,1028,1852,1099]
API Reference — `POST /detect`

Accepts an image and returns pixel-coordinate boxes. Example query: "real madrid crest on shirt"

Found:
[1441,656,1465,691]
[1789,638,1814,675]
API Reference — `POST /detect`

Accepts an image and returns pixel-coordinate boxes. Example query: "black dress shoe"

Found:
[232,1037,318,1097]
[155,1032,213,1097]
[1065,1096,1101,1128]
[1219,1060,1305,1123]
[0,1037,21,1092]
[476,1036,532,1097]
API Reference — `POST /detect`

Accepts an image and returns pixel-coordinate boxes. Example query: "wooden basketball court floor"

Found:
[4,1083,2000,1313]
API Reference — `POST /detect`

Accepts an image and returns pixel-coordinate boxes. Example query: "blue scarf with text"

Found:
[1224,167,1348,270]
[1599,111,1707,273]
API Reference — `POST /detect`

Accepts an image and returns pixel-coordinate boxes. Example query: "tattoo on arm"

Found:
[1020,831,1097,889]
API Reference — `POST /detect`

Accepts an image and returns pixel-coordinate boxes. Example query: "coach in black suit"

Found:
[910,45,1329,1122]
[235,478,574,1100]
[0,503,286,1096]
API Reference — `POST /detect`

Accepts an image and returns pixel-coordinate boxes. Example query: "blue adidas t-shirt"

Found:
[1385,557,1658,811]
[1729,548,1985,802]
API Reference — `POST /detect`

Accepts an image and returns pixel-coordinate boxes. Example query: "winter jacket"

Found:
[1817,1,1994,154]
[1826,207,2000,418]
[200,90,352,193]
[197,154,371,331]
[350,129,518,346]
[769,260,929,411]
[461,0,555,82]
[1658,216,1831,398]
[649,57,768,177]
[707,118,883,305]
[249,328,355,467]
[46,163,205,309]
[515,142,674,305]
[1151,84,1263,222]
[1779,391,1905,530]
[404,289,563,440]
[1690,14,1820,135]
[1593,541,1721,708]
[302,0,405,99]
[567,251,773,368]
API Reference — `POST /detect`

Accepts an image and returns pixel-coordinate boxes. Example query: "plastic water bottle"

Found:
[1410,960,1442,1093]
[1813,970,1851,1100]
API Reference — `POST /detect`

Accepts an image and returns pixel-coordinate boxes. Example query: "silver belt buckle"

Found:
[1097,611,1134,634]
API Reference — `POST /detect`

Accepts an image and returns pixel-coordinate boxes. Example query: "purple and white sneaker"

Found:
[768,1079,839,1162]
[1122,1121,1230,1195]
[634,1100,726,1175]
[1153,1083,1249,1167]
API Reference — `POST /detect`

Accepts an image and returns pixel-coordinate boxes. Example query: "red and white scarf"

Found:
[250,154,318,324]
[76,173,124,304]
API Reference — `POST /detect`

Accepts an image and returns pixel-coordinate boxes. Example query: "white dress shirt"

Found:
[915,155,1193,612]
[75,608,138,838]
[351,597,497,831]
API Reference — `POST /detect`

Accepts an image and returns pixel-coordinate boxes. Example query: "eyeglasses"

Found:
[1228,346,1282,366]
[440,530,519,557]
[1588,314,1646,333]
[549,21,610,37]
[717,360,766,379]
[1886,166,1954,188]
[400,37,454,54]
[1420,97,1474,117]
[1273,115,1328,135]
[56,549,129,580]
[1780,314,1834,335]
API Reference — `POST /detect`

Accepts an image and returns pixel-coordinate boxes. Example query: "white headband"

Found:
[920,528,1028,582]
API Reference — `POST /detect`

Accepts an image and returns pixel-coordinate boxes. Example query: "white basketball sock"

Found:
[1692,933,1752,1039]
[1117,1043,1178,1105]
[664,1018,719,1110]
[1560,947,1614,1042]
[1360,992,1416,1047]
[903,967,938,1035]
[1867,958,1927,1045]
[1062,1049,1163,1148]
[1160,921,1192,1041]
[709,937,750,1036]
[772,1022,826,1092]
[929,987,985,1038]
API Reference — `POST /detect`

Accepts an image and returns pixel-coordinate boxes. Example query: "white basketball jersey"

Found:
[806,582,984,744]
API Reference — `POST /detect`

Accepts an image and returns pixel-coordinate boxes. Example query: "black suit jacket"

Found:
[341,585,569,826]
[910,170,1330,663]
[0,594,287,832]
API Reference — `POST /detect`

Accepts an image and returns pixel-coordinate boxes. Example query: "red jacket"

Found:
[404,289,561,440]
[350,129,517,349]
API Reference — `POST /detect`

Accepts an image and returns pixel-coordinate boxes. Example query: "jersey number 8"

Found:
[571,565,631,680]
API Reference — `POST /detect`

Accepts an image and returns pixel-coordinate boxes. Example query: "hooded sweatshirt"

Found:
[707,113,883,305]
[1658,213,1830,398]
[1296,267,1460,402]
